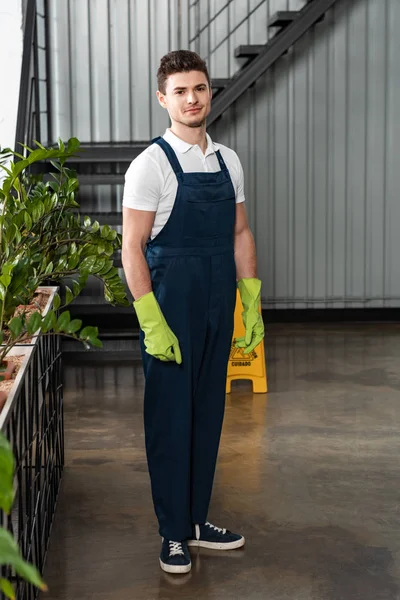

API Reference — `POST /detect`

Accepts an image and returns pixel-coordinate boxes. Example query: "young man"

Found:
[122,50,264,574]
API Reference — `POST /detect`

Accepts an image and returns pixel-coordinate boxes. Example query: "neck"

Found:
[169,122,208,153]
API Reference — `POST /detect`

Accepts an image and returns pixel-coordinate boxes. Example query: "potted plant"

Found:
[0,138,129,394]
[0,138,130,596]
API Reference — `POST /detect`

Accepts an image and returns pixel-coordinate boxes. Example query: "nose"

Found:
[187,90,198,105]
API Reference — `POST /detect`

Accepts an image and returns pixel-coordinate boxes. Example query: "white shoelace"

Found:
[169,541,184,556]
[206,521,227,535]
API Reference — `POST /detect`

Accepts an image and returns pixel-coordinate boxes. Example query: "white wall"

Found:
[0,1,23,153]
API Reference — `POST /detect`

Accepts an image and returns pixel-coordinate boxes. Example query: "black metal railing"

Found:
[187,0,269,59]
[15,0,51,155]
[0,333,64,600]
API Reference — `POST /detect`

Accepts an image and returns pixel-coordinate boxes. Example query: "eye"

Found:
[175,90,184,95]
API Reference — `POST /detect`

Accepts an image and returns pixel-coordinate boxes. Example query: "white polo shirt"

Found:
[122,129,245,239]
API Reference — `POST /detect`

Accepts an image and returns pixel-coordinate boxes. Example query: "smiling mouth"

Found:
[185,108,202,113]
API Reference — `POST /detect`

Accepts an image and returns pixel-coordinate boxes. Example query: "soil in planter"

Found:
[1,289,52,346]
[0,355,25,397]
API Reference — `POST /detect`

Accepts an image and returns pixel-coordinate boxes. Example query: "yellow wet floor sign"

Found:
[226,289,267,393]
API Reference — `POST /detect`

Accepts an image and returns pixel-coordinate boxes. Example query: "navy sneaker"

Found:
[159,539,191,574]
[187,521,245,550]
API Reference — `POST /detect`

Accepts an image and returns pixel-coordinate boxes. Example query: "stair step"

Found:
[268,11,299,28]
[211,78,231,89]
[78,173,125,185]
[234,44,266,59]
[80,211,122,226]
[69,142,148,163]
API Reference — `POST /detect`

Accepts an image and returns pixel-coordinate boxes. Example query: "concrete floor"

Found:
[43,323,400,599]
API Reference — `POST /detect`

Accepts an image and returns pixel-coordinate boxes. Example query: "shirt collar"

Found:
[163,129,219,156]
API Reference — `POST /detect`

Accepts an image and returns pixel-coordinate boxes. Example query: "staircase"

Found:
[15,0,340,354]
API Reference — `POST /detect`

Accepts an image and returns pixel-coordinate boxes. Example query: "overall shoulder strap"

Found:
[215,150,228,171]
[151,137,183,175]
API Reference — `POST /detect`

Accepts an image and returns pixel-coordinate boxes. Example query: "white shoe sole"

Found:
[159,558,192,574]
[187,536,245,550]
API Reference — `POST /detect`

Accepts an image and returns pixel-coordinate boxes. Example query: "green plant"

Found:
[0,138,129,364]
[0,138,130,594]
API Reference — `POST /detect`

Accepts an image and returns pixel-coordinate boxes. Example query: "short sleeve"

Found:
[122,152,163,211]
[234,156,246,204]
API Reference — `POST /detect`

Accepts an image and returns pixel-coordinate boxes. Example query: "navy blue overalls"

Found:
[140,137,237,542]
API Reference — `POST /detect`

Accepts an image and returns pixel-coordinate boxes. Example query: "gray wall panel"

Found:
[48,0,400,308]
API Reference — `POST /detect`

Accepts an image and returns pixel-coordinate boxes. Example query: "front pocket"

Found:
[184,198,235,240]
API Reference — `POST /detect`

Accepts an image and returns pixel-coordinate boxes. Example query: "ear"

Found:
[156,90,167,109]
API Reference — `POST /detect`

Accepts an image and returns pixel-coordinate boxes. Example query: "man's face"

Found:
[157,71,212,128]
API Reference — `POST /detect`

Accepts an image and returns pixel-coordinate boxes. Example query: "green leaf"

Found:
[27,312,42,335]
[0,529,47,591]
[67,137,80,153]
[23,211,32,230]
[41,310,57,333]
[79,256,97,274]
[0,434,15,514]
[88,337,103,348]
[0,283,6,302]
[0,577,15,599]
[0,275,11,290]
[56,311,71,331]
[65,286,74,305]
[79,326,98,340]
[5,224,18,245]
[32,204,40,223]
[72,280,81,297]
[83,216,91,228]
[44,261,54,276]
[53,293,61,310]
[49,160,62,172]
[97,260,113,277]
[91,258,106,274]
[66,319,82,334]
[107,229,117,241]
[101,224,111,239]
[97,241,106,254]
[7,317,23,339]
[68,254,80,270]
[91,220,100,233]
[2,264,13,277]
[58,138,65,153]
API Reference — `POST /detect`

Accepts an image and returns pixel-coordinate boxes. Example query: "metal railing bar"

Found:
[189,0,235,44]
[205,0,266,60]
[14,0,37,151]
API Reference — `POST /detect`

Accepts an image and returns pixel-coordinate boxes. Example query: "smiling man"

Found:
[122,50,264,574]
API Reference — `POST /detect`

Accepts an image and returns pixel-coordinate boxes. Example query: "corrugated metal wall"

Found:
[48,0,400,309]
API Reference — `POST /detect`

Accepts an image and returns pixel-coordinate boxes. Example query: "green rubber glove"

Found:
[234,278,265,355]
[134,292,182,364]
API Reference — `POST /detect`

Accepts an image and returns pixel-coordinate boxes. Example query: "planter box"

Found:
[0,287,64,600]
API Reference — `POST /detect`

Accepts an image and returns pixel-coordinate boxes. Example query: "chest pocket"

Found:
[182,175,236,241]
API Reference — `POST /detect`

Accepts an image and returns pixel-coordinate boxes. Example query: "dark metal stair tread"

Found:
[78,211,122,226]
[268,11,299,28]
[69,142,148,162]
[211,78,231,88]
[234,44,266,58]
[77,174,125,185]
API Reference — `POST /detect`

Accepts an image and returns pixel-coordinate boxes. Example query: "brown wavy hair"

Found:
[157,50,211,94]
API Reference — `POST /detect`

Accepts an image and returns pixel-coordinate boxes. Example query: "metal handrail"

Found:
[14,0,51,155]
[208,0,340,124]
[205,0,266,60]
[188,0,236,45]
